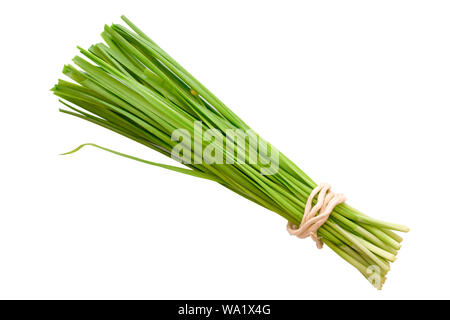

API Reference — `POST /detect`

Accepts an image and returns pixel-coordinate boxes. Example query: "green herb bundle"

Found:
[52,16,408,289]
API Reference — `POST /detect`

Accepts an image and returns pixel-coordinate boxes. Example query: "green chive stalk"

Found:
[52,16,408,289]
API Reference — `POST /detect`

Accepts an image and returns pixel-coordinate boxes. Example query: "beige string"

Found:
[287,183,346,249]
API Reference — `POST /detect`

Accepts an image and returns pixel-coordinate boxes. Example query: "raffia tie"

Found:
[286,183,346,249]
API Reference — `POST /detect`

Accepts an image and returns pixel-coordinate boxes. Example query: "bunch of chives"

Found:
[52,16,408,289]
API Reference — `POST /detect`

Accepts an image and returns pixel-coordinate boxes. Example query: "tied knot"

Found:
[287,183,346,249]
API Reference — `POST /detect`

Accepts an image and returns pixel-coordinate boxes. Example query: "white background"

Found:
[0,0,449,299]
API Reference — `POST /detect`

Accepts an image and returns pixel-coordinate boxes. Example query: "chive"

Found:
[53,16,408,289]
